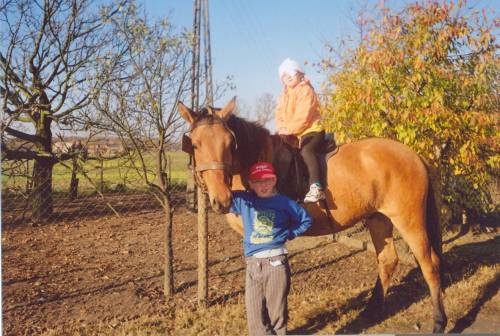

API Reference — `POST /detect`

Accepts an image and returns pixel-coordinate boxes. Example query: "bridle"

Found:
[181,117,237,193]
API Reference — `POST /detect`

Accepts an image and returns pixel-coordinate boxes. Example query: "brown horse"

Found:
[178,97,447,333]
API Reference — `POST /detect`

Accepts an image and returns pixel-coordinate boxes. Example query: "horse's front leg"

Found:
[225,213,243,236]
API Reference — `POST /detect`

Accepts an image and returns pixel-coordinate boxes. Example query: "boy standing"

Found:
[230,162,312,335]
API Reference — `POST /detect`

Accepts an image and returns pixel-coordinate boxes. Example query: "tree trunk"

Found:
[197,189,208,307]
[31,103,54,223]
[163,194,174,296]
[31,157,54,222]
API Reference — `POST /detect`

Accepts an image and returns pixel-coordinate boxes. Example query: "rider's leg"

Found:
[300,131,325,202]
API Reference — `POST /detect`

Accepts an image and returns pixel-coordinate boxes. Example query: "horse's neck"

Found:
[268,135,309,201]
[230,133,306,200]
[259,135,275,162]
[231,133,274,191]
[269,134,297,161]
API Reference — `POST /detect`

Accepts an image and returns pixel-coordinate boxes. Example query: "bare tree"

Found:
[253,92,275,127]
[0,0,124,221]
[233,99,251,119]
[83,6,193,296]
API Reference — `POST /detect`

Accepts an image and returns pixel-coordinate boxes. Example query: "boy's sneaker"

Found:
[304,184,326,203]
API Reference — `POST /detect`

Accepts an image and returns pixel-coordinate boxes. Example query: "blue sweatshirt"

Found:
[230,191,313,257]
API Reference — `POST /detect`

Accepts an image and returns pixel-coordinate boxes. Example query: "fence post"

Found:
[69,157,79,201]
[186,162,197,211]
[197,187,208,307]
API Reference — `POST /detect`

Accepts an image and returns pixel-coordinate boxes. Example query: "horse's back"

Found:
[330,137,425,173]
[326,137,428,215]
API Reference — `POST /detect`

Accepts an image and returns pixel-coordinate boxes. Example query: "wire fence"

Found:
[2,148,499,227]
[1,150,195,226]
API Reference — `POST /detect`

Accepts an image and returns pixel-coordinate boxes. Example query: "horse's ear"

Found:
[178,101,196,124]
[217,96,236,121]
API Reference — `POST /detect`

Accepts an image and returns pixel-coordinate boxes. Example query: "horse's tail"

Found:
[422,158,445,281]
[426,175,442,258]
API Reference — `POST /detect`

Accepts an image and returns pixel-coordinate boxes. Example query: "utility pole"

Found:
[202,0,214,105]
[191,0,201,113]
[186,1,201,213]
[188,0,214,308]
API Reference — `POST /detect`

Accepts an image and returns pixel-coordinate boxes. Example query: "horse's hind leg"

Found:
[392,214,447,333]
[365,213,399,315]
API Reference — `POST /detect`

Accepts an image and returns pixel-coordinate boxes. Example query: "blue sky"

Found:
[142,0,365,109]
[141,0,499,120]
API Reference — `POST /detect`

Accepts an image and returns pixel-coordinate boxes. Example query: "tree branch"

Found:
[3,126,41,143]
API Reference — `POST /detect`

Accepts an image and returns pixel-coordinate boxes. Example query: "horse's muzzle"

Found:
[202,170,233,214]
[209,195,231,214]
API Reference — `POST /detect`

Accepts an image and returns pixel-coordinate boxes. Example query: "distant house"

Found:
[86,138,125,156]
[52,137,124,157]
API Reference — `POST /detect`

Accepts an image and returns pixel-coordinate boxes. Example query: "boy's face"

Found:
[249,177,277,198]
[281,73,302,89]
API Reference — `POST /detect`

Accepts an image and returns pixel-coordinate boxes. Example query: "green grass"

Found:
[2,151,190,193]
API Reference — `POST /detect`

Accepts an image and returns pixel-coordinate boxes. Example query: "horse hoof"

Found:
[432,326,445,333]
[432,320,447,333]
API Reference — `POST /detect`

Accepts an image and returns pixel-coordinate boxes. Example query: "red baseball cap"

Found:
[249,162,276,181]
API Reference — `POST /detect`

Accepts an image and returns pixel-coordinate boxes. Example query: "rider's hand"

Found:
[278,127,289,135]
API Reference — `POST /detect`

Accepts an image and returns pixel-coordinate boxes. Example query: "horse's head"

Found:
[178,97,237,214]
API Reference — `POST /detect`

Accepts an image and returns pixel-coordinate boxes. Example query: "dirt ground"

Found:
[2,206,499,335]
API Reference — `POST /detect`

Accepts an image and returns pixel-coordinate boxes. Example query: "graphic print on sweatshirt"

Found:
[250,209,275,244]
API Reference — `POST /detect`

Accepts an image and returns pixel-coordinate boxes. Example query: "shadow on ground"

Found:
[289,236,500,334]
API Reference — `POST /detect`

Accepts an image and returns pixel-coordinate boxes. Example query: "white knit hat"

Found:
[278,58,304,78]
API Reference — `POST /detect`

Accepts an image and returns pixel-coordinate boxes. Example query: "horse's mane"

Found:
[192,108,306,197]
[192,108,271,172]
[226,114,271,171]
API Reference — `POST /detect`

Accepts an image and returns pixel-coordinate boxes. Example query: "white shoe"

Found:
[304,184,326,203]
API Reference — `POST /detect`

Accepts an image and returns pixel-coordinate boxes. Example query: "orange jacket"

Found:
[275,80,322,136]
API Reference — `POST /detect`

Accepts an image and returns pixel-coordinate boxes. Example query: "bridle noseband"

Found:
[182,117,237,193]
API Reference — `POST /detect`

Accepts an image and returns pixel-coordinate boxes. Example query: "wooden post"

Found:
[69,157,79,201]
[25,160,33,194]
[99,157,104,194]
[197,187,208,306]
[186,160,197,211]
[186,0,201,212]
[191,0,214,307]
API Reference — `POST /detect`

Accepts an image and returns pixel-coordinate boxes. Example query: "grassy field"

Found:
[2,151,190,193]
